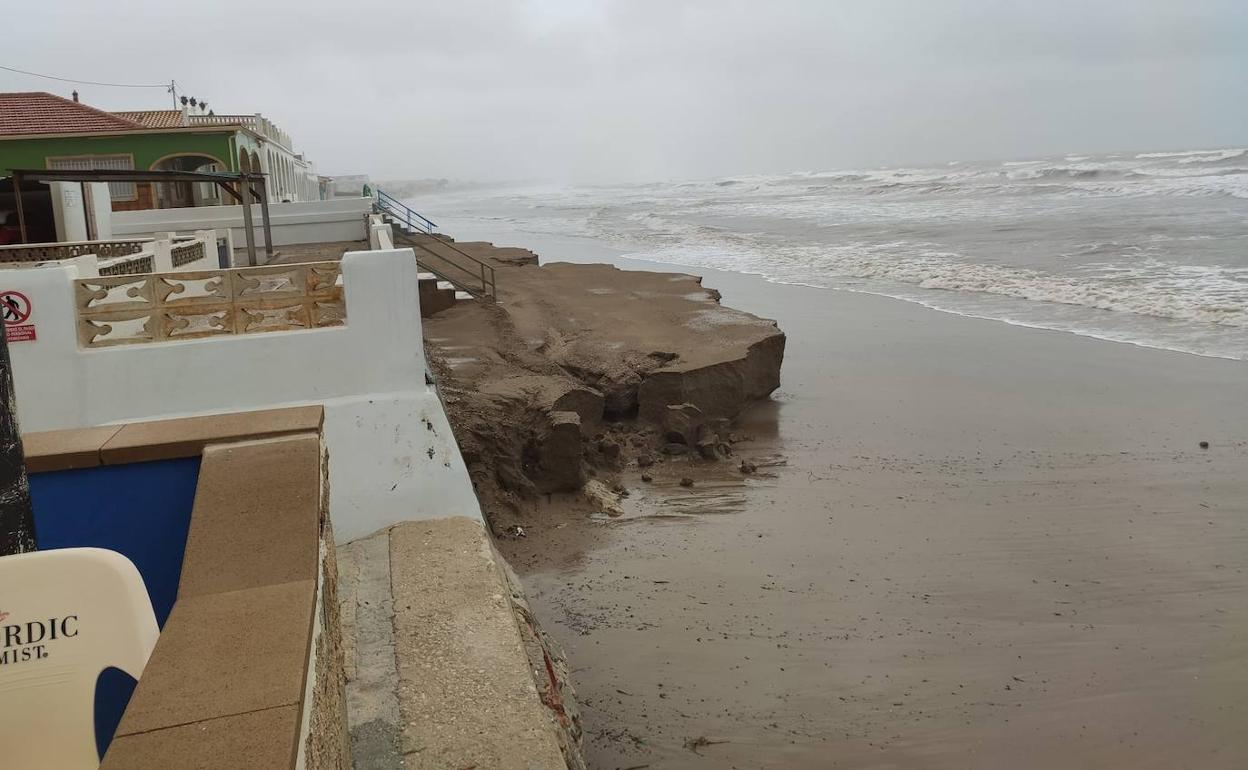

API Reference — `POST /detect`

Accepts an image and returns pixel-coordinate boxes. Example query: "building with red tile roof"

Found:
[0,92,144,136]
[111,110,187,130]
[1,92,325,213]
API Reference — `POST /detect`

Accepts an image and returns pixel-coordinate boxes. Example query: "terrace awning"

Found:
[4,168,274,265]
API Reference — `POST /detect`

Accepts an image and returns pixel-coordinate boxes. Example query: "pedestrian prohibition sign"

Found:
[1,290,36,343]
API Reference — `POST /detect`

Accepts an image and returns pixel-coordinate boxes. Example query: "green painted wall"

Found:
[0,130,257,175]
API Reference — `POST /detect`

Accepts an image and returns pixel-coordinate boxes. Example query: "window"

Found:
[48,155,137,201]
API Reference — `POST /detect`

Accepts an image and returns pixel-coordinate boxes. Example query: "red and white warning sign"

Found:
[1,290,35,343]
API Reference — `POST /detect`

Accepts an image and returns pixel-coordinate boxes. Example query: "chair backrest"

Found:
[0,547,159,769]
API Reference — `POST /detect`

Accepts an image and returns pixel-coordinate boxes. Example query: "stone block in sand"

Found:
[637,331,786,422]
[535,410,585,492]
[662,402,706,445]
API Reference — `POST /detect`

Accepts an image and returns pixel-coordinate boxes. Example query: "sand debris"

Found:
[583,479,626,517]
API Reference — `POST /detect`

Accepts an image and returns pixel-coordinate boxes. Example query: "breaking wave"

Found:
[611,214,1248,331]
[410,146,1248,359]
[1137,148,1246,162]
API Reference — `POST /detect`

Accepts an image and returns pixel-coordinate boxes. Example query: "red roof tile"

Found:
[0,92,144,136]
[112,109,186,129]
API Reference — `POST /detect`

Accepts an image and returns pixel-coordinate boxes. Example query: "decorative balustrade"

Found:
[0,240,149,263]
[170,240,207,268]
[98,254,155,277]
[74,262,345,348]
[188,114,293,149]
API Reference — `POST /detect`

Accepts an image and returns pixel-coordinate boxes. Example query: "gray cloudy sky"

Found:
[5,1,1246,183]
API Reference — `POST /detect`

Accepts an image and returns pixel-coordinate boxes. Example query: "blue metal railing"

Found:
[375,189,437,234]
[372,188,497,300]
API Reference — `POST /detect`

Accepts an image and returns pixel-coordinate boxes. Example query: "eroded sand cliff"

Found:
[422,253,785,533]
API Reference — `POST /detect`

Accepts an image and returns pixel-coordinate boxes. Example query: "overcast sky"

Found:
[4,1,1245,183]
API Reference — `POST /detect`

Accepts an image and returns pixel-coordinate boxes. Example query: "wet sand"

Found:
[482,233,1248,769]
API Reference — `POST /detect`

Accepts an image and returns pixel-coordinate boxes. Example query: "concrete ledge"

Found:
[94,413,348,770]
[386,518,569,769]
[177,435,322,598]
[114,580,316,736]
[100,406,325,464]
[22,405,323,470]
[23,424,123,472]
[103,705,302,769]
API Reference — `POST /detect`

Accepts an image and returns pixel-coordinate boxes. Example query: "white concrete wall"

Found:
[367,215,393,250]
[6,249,480,542]
[109,198,372,252]
[88,183,113,240]
[50,183,90,242]
[50,182,117,242]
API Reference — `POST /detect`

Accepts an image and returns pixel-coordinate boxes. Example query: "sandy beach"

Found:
[469,232,1248,770]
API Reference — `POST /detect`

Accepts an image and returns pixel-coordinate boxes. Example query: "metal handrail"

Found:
[393,230,497,300]
[373,189,496,300]
[415,256,485,298]
[376,189,437,233]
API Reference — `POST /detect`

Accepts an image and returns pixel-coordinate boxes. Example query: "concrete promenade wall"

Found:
[111,198,372,253]
[5,249,480,542]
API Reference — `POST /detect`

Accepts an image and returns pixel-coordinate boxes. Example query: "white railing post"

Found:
[153,239,174,273]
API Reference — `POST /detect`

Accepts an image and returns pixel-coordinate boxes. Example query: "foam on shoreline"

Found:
[403,147,1248,362]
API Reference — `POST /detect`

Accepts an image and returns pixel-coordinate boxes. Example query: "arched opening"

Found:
[150,153,228,209]
[234,149,252,208]
[248,151,262,200]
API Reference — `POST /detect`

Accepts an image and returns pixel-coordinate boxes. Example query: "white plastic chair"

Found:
[0,547,159,769]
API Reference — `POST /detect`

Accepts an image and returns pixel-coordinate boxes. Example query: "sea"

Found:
[404,148,1248,360]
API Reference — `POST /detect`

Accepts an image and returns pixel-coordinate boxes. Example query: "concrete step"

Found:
[418,276,457,318]
[393,227,497,308]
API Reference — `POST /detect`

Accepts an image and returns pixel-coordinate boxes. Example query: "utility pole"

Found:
[0,329,35,555]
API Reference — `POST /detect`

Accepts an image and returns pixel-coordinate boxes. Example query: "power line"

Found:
[0,64,170,89]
